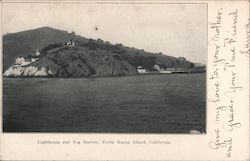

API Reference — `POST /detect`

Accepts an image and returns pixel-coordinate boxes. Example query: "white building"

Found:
[137,66,147,74]
[15,57,31,66]
[35,49,41,56]
[153,64,161,71]
[31,58,37,62]
[66,40,76,47]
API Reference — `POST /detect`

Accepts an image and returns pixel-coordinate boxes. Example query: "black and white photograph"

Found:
[2,3,207,133]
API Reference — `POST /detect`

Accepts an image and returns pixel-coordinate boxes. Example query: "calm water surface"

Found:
[3,73,206,133]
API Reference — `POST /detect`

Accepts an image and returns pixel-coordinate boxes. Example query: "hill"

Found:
[3,27,88,71]
[3,27,194,77]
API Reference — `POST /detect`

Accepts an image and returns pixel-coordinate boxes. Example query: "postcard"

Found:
[0,0,249,160]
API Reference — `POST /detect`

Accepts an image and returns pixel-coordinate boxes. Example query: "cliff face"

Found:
[4,46,137,77]
[3,27,195,78]
[4,66,50,77]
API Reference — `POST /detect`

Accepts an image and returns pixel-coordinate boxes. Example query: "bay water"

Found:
[3,73,206,133]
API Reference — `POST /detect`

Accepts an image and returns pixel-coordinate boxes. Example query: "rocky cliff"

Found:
[3,27,195,78]
[4,46,137,77]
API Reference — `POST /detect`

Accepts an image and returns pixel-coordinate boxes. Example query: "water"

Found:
[3,73,206,133]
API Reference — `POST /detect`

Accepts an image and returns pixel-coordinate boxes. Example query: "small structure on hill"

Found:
[31,58,38,62]
[66,40,76,47]
[35,49,41,56]
[178,57,186,61]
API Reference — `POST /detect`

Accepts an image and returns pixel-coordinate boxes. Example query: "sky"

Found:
[2,3,207,64]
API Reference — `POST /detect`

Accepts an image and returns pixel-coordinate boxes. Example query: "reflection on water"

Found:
[3,73,206,133]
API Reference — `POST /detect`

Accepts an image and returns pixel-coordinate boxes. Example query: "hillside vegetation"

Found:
[3,27,194,77]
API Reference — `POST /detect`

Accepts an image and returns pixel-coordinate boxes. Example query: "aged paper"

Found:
[0,0,249,160]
